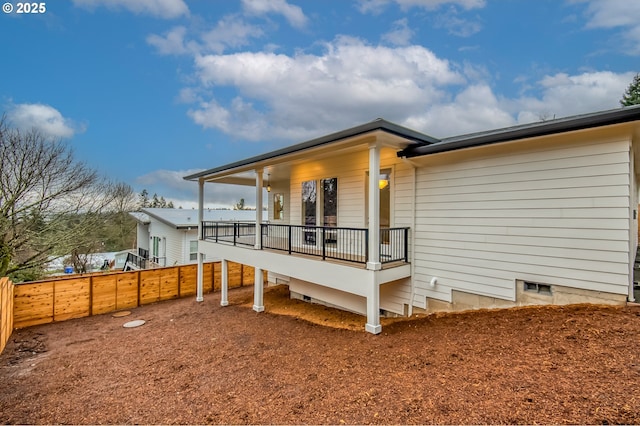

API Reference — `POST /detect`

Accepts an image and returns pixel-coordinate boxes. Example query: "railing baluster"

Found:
[201,221,409,266]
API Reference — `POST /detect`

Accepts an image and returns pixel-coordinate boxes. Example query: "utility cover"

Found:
[123,320,146,328]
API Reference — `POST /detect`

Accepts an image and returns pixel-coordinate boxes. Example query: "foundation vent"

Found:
[523,281,552,295]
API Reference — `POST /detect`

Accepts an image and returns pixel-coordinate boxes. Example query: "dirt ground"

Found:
[1,284,640,425]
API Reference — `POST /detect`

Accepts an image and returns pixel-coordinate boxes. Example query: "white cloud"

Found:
[7,103,83,139]
[382,19,415,46]
[200,16,265,54]
[189,37,464,140]
[241,0,308,29]
[406,71,632,138]
[72,0,189,19]
[357,0,485,14]
[434,8,483,37]
[513,71,634,123]
[404,84,515,137]
[147,26,190,55]
[147,17,264,56]
[576,0,640,54]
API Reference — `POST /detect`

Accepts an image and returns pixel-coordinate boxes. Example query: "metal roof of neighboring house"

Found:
[133,208,267,229]
[128,211,149,224]
[183,118,438,181]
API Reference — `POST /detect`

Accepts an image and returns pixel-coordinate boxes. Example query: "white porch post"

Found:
[196,178,204,302]
[221,259,229,307]
[365,274,381,334]
[255,169,263,250]
[253,267,264,312]
[367,142,381,271]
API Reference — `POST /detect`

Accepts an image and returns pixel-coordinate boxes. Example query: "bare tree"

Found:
[0,117,116,279]
[109,182,137,250]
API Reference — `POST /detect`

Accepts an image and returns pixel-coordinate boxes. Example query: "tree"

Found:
[138,189,174,209]
[138,189,150,208]
[107,182,137,250]
[620,73,640,106]
[0,117,117,279]
[234,198,246,210]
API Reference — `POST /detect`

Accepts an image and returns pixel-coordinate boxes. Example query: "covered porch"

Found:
[185,119,432,333]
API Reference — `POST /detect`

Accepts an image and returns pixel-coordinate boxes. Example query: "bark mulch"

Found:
[1,284,640,425]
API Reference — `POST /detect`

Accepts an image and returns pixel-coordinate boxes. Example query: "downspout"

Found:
[196,178,204,302]
[630,143,636,303]
[406,159,417,316]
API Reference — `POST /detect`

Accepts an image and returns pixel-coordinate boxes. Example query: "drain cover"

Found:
[123,319,146,328]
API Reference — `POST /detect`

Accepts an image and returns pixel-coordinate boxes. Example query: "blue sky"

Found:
[1,0,638,208]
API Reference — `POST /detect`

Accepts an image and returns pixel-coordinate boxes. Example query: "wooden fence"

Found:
[0,277,14,354]
[12,261,260,329]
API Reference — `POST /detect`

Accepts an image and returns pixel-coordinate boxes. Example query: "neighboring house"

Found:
[129,208,267,268]
[185,105,640,334]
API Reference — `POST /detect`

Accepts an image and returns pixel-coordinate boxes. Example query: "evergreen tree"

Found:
[620,73,640,106]
[138,189,149,209]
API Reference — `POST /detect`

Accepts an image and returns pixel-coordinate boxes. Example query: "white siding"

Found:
[184,229,199,264]
[137,224,150,252]
[149,220,185,267]
[284,146,415,312]
[288,148,413,228]
[412,136,631,306]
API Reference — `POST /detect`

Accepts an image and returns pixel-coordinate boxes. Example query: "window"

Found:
[189,240,198,261]
[274,193,284,220]
[152,236,160,258]
[302,180,317,226]
[365,169,392,242]
[379,170,390,229]
[322,178,337,227]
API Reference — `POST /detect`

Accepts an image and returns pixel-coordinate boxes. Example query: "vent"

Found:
[523,281,552,295]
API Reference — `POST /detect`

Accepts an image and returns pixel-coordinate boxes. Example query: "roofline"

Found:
[138,208,267,229]
[184,119,438,181]
[128,211,150,224]
[140,208,183,229]
[398,105,640,159]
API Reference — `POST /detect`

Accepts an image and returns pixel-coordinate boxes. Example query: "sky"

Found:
[1,0,639,209]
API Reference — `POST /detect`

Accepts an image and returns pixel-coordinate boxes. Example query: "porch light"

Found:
[379,179,389,190]
[266,174,271,192]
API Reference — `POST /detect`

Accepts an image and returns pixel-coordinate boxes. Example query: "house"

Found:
[185,105,640,334]
[129,208,267,268]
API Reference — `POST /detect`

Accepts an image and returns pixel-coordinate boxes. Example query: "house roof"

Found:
[131,208,267,229]
[398,105,640,158]
[184,106,640,183]
[183,118,437,182]
[128,211,149,224]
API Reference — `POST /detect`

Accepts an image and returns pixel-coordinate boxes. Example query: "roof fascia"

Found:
[140,208,181,229]
[128,212,150,225]
[398,106,640,158]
